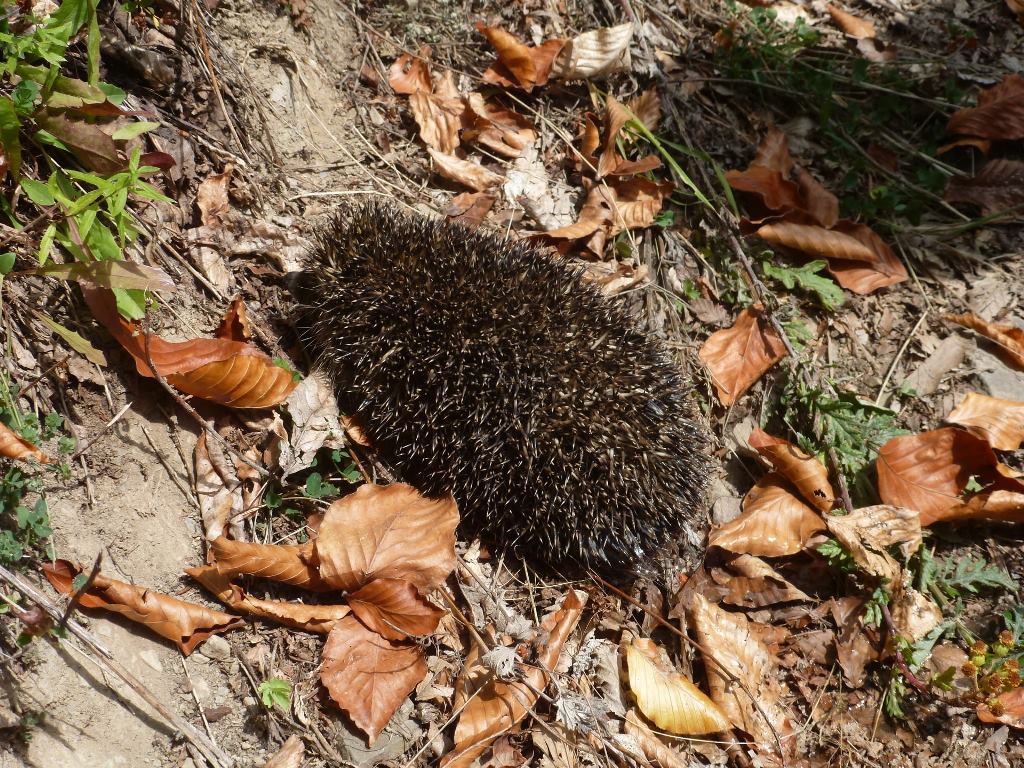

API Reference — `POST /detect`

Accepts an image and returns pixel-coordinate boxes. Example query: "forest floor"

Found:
[1,1,1023,767]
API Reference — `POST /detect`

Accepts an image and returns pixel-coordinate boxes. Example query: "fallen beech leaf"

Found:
[946,313,1024,370]
[0,422,50,463]
[937,136,993,156]
[43,560,242,655]
[187,565,349,634]
[699,304,787,406]
[947,392,1024,451]
[262,735,305,768]
[796,168,839,228]
[83,288,297,408]
[625,639,731,735]
[756,221,876,262]
[598,97,662,178]
[825,505,922,582]
[944,159,1024,216]
[725,165,803,214]
[409,90,464,154]
[315,483,458,593]
[462,93,536,158]
[347,578,446,640]
[749,429,834,511]
[215,297,252,342]
[194,431,244,542]
[831,596,878,687]
[197,165,232,227]
[477,24,565,91]
[445,192,496,228]
[623,710,691,768]
[751,127,793,176]
[711,553,811,608]
[628,88,661,132]
[979,687,1024,728]
[551,23,633,81]
[710,474,825,556]
[277,373,344,476]
[827,6,876,38]
[890,586,942,642]
[443,590,585,768]
[210,536,334,592]
[948,74,1024,140]
[926,489,1024,525]
[388,48,432,95]
[321,615,427,744]
[825,221,907,293]
[427,147,503,192]
[38,260,176,292]
[688,593,797,760]
[608,177,673,232]
[877,428,1000,523]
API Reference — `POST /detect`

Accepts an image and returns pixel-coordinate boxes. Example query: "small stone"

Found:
[138,649,163,672]
[199,634,232,662]
[243,696,257,707]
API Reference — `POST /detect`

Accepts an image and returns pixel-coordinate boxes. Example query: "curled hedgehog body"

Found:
[290,202,709,573]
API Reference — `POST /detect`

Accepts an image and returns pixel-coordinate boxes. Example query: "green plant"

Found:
[258,678,292,711]
[816,538,855,573]
[917,549,1017,608]
[302,472,338,500]
[762,259,845,311]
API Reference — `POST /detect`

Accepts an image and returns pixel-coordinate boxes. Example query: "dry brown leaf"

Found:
[43,560,243,655]
[926,489,1024,525]
[388,48,432,95]
[711,554,812,608]
[623,710,691,768]
[725,165,803,214]
[948,74,1024,140]
[315,483,458,594]
[945,159,1024,216]
[551,23,633,81]
[261,735,305,768]
[756,221,876,262]
[347,578,446,641]
[321,615,427,745]
[946,313,1024,370]
[577,112,601,172]
[825,221,908,294]
[688,592,797,760]
[796,168,840,228]
[197,165,232,227]
[209,536,334,592]
[215,297,252,342]
[0,421,50,463]
[709,474,825,556]
[463,93,536,158]
[1010,0,1024,15]
[443,590,584,768]
[625,639,731,735]
[749,428,835,511]
[979,687,1024,728]
[825,505,921,582]
[445,192,496,228]
[597,96,662,178]
[477,24,566,91]
[877,428,1000,523]
[628,88,661,132]
[890,587,942,642]
[194,431,243,542]
[751,127,794,176]
[409,90,464,154]
[831,596,878,688]
[937,136,993,155]
[698,304,787,406]
[83,288,297,408]
[947,392,1024,451]
[827,6,876,38]
[427,147,503,192]
[187,564,349,634]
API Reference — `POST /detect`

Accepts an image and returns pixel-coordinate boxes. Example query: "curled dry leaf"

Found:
[825,221,907,294]
[946,392,1024,451]
[0,421,50,463]
[877,428,999,524]
[209,535,334,592]
[427,147,503,192]
[698,304,787,406]
[83,288,297,408]
[321,615,428,745]
[261,735,305,768]
[947,74,1024,140]
[979,687,1024,728]
[598,97,662,178]
[628,88,661,132]
[315,483,459,594]
[187,565,349,634]
[278,372,344,477]
[623,710,691,768]
[445,191,496,228]
[688,592,797,760]
[625,639,731,735]
[443,590,585,768]
[709,474,825,557]
[194,430,244,542]
[347,578,446,641]
[409,90,463,154]
[725,165,803,215]
[711,553,812,608]
[477,23,565,91]
[756,221,876,263]
[825,505,921,582]
[197,165,232,228]
[214,296,251,342]
[827,5,876,38]
[796,168,840,228]
[946,313,1024,371]
[388,48,432,95]
[890,586,942,642]
[749,428,835,511]
[43,560,243,655]
[463,93,536,158]
[551,23,634,81]
[944,159,1024,216]
[752,127,793,176]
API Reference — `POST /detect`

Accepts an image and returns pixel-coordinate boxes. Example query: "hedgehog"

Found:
[288,201,709,574]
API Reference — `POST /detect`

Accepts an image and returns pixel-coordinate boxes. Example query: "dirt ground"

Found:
[2,0,1024,766]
